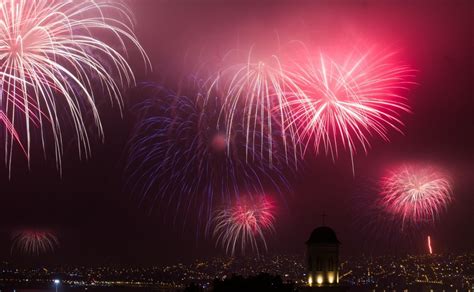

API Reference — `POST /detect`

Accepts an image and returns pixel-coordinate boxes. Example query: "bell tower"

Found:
[305,225,340,287]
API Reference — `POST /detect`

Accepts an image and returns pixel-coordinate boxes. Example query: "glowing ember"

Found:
[211,133,227,152]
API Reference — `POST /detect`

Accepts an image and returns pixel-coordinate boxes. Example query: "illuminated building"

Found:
[300,225,348,292]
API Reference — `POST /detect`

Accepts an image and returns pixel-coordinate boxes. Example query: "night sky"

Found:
[0,0,472,265]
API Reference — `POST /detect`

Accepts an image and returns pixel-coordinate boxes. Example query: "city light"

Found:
[0,253,469,290]
[328,274,335,284]
[317,275,323,285]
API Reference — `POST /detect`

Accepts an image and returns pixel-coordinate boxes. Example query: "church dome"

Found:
[306,226,340,245]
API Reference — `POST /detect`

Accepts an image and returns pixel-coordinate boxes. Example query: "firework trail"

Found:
[211,195,275,255]
[11,229,59,255]
[427,235,433,254]
[204,49,303,167]
[378,163,453,228]
[285,49,415,170]
[0,0,149,171]
[0,109,25,156]
[126,82,292,226]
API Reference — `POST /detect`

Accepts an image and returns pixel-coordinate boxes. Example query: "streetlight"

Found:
[53,279,60,292]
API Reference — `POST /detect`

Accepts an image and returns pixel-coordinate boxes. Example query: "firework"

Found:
[427,235,433,254]
[211,195,275,255]
[0,0,149,170]
[11,229,59,255]
[379,163,453,227]
[204,50,303,166]
[126,82,291,225]
[285,49,415,169]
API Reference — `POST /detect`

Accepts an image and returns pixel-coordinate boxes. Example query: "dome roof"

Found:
[306,226,340,245]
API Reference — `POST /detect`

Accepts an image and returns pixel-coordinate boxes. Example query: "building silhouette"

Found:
[300,225,348,291]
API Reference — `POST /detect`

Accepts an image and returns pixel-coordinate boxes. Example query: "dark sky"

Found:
[0,0,472,265]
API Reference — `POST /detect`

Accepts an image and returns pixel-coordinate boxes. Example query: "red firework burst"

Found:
[285,49,415,169]
[379,163,453,227]
[211,195,275,255]
[11,229,59,255]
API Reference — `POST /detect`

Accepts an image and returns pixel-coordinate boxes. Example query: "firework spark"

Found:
[126,82,291,225]
[379,163,453,227]
[11,229,59,255]
[211,195,275,255]
[0,0,149,170]
[285,50,415,169]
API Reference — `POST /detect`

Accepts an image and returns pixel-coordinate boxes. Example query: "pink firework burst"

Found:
[379,163,453,227]
[285,49,415,169]
[211,195,276,255]
[11,229,59,255]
